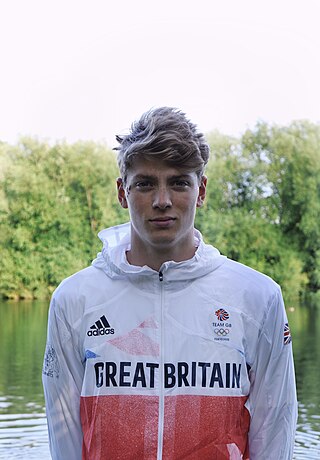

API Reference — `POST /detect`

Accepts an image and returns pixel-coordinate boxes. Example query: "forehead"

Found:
[126,157,196,179]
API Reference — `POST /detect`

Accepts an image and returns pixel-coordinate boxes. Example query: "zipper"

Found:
[157,270,164,459]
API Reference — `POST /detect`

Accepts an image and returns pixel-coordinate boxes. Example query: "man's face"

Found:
[117,157,207,257]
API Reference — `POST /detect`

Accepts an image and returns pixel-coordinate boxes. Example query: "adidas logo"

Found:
[87,315,115,337]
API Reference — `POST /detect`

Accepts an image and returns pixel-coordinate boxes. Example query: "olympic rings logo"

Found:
[214,328,230,336]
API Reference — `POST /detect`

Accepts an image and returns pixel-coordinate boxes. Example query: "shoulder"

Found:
[50,265,121,324]
[222,258,279,293]
[53,266,104,299]
[200,239,279,297]
[203,256,282,323]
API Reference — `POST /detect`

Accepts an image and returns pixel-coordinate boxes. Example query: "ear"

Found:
[117,178,128,209]
[196,175,207,208]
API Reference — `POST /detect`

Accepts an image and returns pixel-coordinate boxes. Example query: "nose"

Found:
[152,186,172,209]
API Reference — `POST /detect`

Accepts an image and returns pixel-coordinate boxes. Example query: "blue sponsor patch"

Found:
[85,349,100,359]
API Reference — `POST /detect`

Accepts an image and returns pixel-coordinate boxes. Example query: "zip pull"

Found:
[159,271,164,282]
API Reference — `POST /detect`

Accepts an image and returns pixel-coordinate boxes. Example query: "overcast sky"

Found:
[1,0,320,147]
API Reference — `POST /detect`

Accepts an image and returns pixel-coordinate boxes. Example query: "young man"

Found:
[43,107,297,459]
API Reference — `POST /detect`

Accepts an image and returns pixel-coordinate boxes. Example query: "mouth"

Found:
[149,217,176,227]
[149,217,175,222]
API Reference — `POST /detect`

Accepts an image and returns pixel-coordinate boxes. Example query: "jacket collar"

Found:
[92,222,226,281]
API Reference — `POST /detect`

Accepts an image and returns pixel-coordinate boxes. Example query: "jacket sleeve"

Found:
[246,288,298,459]
[42,295,85,460]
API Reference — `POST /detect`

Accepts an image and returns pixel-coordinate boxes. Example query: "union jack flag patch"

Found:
[284,323,292,345]
[215,308,229,321]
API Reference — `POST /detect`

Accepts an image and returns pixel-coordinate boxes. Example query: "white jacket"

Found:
[42,223,297,460]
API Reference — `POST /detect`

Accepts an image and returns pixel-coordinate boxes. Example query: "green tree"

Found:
[0,123,319,303]
[197,124,314,304]
[241,121,320,292]
[0,138,124,299]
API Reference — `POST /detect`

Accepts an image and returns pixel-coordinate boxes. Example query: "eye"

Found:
[135,181,154,190]
[172,179,190,189]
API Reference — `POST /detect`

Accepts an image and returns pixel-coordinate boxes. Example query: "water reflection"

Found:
[288,304,320,458]
[0,300,319,458]
[0,301,50,459]
[0,411,49,459]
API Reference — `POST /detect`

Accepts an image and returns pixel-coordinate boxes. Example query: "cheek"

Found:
[127,196,148,214]
[178,193,198,208]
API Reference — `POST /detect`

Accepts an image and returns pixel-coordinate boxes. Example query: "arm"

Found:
[246,289,298,459]
[42,295,84,460]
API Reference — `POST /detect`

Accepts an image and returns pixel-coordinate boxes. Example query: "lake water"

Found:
[0,300,319,459]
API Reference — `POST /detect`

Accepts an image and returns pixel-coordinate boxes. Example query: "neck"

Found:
[126,236,197,271]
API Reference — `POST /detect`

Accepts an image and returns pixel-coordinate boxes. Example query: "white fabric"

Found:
[42,223,297,459]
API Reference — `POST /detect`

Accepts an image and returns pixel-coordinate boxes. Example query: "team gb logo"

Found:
[215,308,229,321]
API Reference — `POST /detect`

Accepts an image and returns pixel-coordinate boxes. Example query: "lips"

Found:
[149,217,176,227]
[149,217,175,222]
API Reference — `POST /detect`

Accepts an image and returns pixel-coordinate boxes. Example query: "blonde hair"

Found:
[115,107,210,183]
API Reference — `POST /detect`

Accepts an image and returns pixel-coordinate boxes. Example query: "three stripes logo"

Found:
[87,315,115,337]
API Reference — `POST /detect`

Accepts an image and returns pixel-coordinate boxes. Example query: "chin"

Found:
[149,235,177,248]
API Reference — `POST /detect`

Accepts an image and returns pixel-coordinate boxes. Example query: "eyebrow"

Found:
[132,173,193,181]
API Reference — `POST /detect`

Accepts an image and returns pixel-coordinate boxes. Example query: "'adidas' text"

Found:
[87,315,115,337]
[87,328,114,337]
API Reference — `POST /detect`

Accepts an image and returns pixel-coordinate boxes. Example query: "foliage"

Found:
[197,120,320,304]
[0,121,319,304]
[0,139,124,299]
[241,121,320,292]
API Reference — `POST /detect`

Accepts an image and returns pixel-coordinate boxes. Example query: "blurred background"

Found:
[0,1,319,458]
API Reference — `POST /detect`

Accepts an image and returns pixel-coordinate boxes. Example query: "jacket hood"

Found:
[92,222,226,282]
